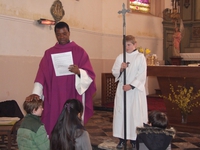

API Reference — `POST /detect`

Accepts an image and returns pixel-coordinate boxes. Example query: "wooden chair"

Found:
[0,100,24,149]
[101,73,118,107]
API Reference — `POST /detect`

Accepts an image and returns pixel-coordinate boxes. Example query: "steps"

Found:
[147,89,166,112]
[94,92,166,112]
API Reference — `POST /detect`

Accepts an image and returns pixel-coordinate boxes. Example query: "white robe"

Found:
[112,50,148,140]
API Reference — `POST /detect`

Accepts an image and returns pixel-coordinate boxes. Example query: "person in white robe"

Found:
[112,35,148,149]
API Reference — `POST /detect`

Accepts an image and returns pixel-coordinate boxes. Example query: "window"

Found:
[129,0,150,13]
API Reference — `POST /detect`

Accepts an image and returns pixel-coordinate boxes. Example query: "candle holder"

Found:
[167,0,181,26]
[170,9,180,23]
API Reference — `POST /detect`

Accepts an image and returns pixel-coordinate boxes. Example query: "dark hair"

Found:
[54,21,70,33]
[23,98,43,114]
[148,110,168,129]
[50,99,84,150]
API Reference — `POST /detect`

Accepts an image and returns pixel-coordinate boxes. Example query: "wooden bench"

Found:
[0,125,15,150]
[101,73,118,107]
[0,117,21,150]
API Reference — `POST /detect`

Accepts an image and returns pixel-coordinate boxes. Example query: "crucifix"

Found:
[118,3,130,150]
[118,3,130,35]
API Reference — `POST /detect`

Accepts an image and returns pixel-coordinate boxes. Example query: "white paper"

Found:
[51,52,74,76]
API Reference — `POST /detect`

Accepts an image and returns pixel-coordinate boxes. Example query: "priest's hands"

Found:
[68,64,80,76]
[25,94,40,101]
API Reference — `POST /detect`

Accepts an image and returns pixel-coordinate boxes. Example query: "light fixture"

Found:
[37,18,56,25]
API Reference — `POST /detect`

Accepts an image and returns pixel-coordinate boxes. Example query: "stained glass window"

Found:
[129,0,150,13]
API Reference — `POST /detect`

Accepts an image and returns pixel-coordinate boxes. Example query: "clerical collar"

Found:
[131,49,137,53]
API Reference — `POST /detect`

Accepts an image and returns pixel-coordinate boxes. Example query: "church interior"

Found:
[1,0,200,149]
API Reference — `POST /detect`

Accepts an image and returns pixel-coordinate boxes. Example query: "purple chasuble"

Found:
[35,41,96,135]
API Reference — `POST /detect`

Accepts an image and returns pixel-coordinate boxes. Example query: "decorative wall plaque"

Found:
[51,0,65,23]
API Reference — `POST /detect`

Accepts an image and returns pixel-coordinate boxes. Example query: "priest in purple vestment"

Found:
[26,22,96,135]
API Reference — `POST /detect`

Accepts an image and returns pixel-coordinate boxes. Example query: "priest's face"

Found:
[55,27,70,45]
[126,41,136,53]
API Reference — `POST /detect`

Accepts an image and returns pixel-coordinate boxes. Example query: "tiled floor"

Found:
[86,109,200,150]
[1,101,200,150]
[87,99,200,150]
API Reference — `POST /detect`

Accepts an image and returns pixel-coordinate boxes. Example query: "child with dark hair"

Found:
[50,99,92,150]
[17,97,49,150]
[148,110,168,129]
[136,110,176,150]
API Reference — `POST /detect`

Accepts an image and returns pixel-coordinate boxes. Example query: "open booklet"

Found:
[51,51,74,76]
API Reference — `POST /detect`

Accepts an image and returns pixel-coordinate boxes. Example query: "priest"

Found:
[26,22,96,135]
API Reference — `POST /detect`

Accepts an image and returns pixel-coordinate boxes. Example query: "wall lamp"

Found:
[37,18,56,25]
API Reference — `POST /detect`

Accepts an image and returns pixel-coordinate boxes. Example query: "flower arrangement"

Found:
[161,84,200,115]
[137,47,159,66]
[138,47,151,55]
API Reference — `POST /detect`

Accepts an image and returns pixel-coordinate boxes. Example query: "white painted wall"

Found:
[0,0,171,111]
[0,0,169,59]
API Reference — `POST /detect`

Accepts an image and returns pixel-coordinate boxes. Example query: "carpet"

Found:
[95,95,166,112]
[147,96,166,112]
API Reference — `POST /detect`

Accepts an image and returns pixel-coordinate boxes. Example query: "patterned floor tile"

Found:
[1,108,200,150]
[86,110,200,150]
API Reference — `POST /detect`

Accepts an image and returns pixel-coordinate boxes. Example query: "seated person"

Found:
[17,96,49,150]
[50,99,92,150]
[136,110,176,150]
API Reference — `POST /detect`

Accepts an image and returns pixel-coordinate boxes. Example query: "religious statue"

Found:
[172,27,182,57]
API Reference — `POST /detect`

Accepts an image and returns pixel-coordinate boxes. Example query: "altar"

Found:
[147,65,200,134]
[180,53,200,65]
